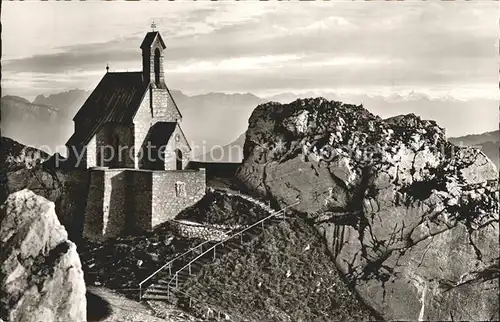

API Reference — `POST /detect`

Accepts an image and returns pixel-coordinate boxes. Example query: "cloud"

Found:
[169,54,302,73]
[2,1,498,103]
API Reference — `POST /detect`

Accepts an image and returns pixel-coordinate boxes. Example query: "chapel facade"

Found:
[65,31,206,241]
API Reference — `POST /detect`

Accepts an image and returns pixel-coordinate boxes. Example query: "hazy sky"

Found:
[2,2,499,135]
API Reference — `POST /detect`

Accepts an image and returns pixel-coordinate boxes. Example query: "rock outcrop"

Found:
[236,98,499,321]
[0,138,90,242]
[0,137,49,173]
[0,189,86,322]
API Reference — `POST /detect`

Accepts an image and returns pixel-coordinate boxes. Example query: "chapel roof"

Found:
[148,122,178,147]
[140,31,166,50]
[148,122,192,151]
[67,70,183,147]
[67,71,148,146]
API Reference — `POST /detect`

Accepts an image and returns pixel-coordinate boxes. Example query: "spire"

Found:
[106,64,109,73]
[151,21,157,32]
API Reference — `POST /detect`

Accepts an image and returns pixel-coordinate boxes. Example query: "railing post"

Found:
[169,264,171,276]
[139,284,142,301]
[189,263,191,275]
[213,246,216,260]
[240,233,243,243]
[176,273,178,288]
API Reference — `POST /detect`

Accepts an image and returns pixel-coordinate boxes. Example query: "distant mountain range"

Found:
[1,88,498,166]
[194,132,246,163]
[449,130,499,169]
[169,90,265,153]
[1,90,90,155]
[1,89,264,157]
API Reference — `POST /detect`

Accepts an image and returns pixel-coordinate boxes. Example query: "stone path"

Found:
[87,286,166,322]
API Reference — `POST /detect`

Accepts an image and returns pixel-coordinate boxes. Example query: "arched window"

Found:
[175,149,183,170]
[154,48,161,85]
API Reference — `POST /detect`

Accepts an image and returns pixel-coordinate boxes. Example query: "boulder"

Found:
[0,189,86,322]
[236,98,499,321]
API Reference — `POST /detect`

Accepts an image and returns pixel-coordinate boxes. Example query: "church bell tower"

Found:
[141,23,167,88]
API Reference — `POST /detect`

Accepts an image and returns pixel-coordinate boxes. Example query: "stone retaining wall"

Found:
[168,220,230,241]
[83,168,206,241]
[151,170,206,228]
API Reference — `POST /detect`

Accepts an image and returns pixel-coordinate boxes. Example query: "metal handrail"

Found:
[138,198,273,300]
[167,200,301,292]
[138,239,212,299]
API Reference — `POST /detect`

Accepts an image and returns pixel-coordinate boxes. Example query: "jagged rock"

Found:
[0,189,86,322]
[1,165,89,242]
[236,98,499,321]
[0,137,49,173]
[1,137,90,243]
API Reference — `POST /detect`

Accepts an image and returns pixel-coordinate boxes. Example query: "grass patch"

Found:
[182,217,376,321]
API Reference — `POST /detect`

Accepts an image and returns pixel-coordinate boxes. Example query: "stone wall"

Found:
[83,169,129,241]
[102,170,129,237]
[130,170,153,232]
[83,170,105,240]
[86,135,97,168]
[151,88,181,123]
[151,169,206,227]
[134,93,153,169]
[101,123,135,168]
[83,168,206,241]
[167,220,229,241]
[164,125,191,170]
[55,169,90,241]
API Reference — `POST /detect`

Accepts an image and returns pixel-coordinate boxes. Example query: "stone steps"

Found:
[141,190,286,307]
[143,225,269,299]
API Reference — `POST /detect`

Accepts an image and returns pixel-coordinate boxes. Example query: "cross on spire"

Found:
[151,21,157,32]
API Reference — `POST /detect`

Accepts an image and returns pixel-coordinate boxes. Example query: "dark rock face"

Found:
[1,167,89,242]
[0,138,90,241]
[236,98,499,321]
[0,189,86,322]
[0,137,49,173]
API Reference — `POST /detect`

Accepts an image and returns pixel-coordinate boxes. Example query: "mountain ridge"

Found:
[2,89,497,159]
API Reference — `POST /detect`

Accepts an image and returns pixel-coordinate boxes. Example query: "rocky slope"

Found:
[236,98,499,321]
[0,137,49,173]
[0,189,86,322]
